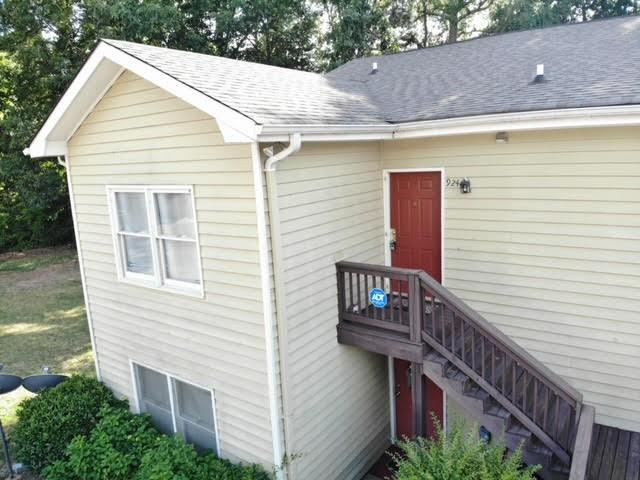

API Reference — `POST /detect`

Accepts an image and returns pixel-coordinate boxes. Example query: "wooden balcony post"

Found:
[336,265,345,318]
[409,273,422,343]
[412,361,424,437]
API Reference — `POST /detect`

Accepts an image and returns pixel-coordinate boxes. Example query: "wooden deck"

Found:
[588,424,640,480]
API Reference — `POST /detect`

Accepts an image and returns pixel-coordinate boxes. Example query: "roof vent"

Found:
[533,63,546,83]
[371,62,378,74]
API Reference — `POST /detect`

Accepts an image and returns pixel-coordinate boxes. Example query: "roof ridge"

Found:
[101,38,325,78]
[332,14,639,68]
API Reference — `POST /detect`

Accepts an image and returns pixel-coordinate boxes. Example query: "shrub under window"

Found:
[44,404,269,480]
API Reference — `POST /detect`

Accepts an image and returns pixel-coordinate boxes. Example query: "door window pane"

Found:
[122,236,153,275]
[155,193,195,238]
[163,240,199,284]
[115,192,148,233]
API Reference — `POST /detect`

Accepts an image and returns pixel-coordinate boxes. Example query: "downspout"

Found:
[57,153,101,380]
[252,133,301,480]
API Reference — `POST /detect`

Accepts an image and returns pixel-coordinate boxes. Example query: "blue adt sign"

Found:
[369,288,388,308]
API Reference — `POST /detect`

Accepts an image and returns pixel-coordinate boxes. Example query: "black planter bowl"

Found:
[0,374,22,395]
[22,374,68,394]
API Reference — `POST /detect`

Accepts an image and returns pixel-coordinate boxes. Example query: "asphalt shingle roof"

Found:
[105,39,384,125]
[105,16,640,127]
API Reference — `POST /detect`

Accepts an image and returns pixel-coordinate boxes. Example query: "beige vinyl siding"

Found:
[382,127,640,433]
[274,142,389,480]
[68,71,275,466]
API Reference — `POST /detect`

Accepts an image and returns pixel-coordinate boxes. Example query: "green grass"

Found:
[0,246,94,478]
[0,250,77,273]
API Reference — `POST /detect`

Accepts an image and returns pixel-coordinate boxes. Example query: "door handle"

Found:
[389,228,397,252]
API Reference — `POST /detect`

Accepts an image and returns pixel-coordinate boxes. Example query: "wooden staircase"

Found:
[336,261,595,480]
[423,347,570,479]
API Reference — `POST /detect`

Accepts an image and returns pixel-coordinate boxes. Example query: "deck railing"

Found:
[337,261,584,467]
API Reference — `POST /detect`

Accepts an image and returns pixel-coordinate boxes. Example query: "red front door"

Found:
[391,171,444,439]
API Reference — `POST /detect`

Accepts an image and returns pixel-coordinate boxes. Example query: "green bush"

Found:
[45,404,270,480]
[133,436,202,480]
[393,420,540,480]
[44,407,159,480]
[135,435,268,480]
[12,375,128,473]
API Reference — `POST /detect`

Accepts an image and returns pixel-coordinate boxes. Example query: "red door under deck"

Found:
[390,171,444,439]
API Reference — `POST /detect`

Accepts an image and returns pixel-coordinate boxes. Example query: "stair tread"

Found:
[424,350,447,364]
[507,422,532,438]
[465,385,489,400]
[444,363,468,382]
[525,439,553,456]
[485,402,510,419]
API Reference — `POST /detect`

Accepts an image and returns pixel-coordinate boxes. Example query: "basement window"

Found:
[133,363,219,454]
[107,186,203,296]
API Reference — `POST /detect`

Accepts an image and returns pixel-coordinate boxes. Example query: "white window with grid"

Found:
[132,363,219,454]
[107,186,203,296]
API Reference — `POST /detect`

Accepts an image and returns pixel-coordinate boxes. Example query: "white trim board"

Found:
[257,104,640,143]
[383,167,447,441]
[27,41,258,157]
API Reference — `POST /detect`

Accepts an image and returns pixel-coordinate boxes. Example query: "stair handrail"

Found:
[337,260,582,407]
[417,270,583,408]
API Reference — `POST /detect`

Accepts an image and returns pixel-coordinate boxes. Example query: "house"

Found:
[25,16,640,480]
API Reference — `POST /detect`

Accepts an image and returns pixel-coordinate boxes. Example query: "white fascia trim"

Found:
[28,42,258,157]
[257,104,640,142]
[258,124,393,143]
[393,104,640,139]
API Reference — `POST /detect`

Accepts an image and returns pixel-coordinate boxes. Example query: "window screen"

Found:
[173,379,217,452]
[133,364,217,452]
[135,365,174,435]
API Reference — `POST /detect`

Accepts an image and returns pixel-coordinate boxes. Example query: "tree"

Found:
[209,0,319,70]
[488,0,638,33]
[426,0,494,43]
[0,0,81,249]
[487,0,571,33]
[321,0,399,69]
[573,0,639,19]
[0,0,321,251]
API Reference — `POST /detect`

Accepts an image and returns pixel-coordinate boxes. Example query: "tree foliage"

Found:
[488,0,638,33]
[0,0,637,251]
